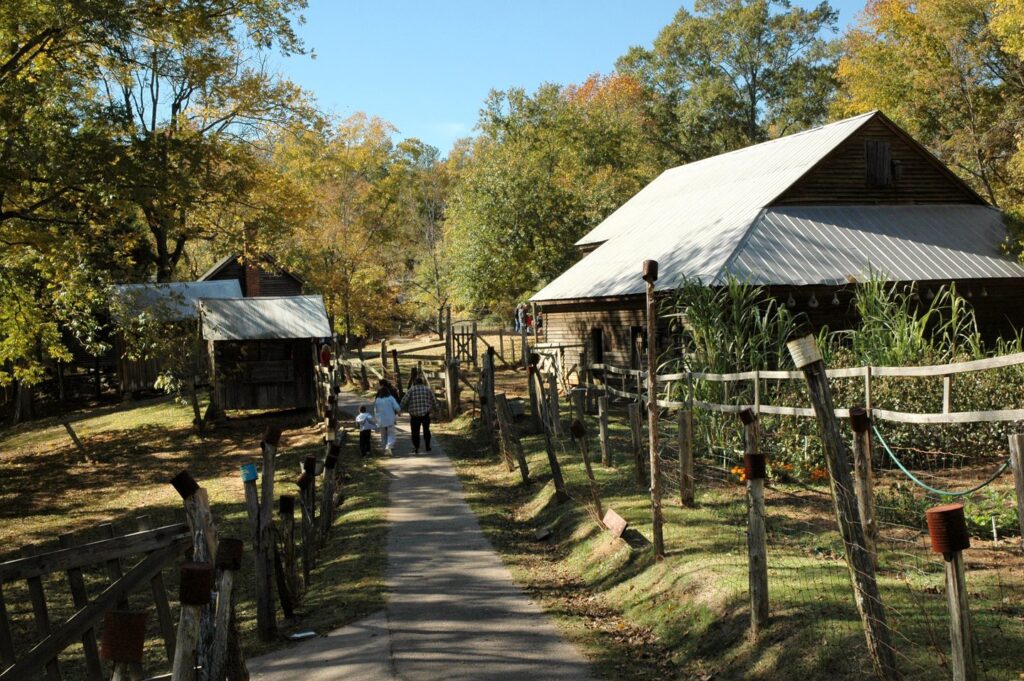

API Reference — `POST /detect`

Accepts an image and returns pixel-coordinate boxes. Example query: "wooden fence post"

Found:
[319,445,340,542]
[279,496,298,596]
[925,504,975,681]
[445,305,453,364]
[571,419,604,523]
[258,428,280,629]
[598,396,611,467]
[496,393,529,482]
[1008,434,1024,551]
[643,259,664,559]
[787,335,900,681]
[678,409,694,506]
[380,339,388,380]
[531,364,568,502]
[740,408,768,636]
[547,373,562,436]
[628,402,644,486]
[528,358,542,432]
[521,326,529,370]
[392,349,403,399]
[471,321,479,369]
[239,463,274,643]
[571,387,586,431]
[483,349,501,461]
[851,408,879,569]
[135,516,176,665]
[172,563,214,681]
[207,538,245,681]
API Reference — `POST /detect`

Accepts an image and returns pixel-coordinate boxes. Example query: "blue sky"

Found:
[278,0,866,155]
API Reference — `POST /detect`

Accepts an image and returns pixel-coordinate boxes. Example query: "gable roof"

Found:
[112,280,243,320]
[199,295,331,341]
[533,112,1013,302]
[199,254,305,285]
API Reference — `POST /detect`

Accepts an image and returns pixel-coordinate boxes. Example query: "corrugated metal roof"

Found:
[113,281,243,320]
[726,205,1024,285]
[533,111,1021,302]
[199,295,331,341]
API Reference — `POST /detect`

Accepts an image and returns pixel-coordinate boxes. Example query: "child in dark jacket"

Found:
[355,405,376,456]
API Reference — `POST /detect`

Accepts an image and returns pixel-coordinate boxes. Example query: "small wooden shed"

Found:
[112,280,243,393]
[199,295,331,410]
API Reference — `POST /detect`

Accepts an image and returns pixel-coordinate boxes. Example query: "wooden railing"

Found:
[587,350,1024,425]
[0,520,189,681]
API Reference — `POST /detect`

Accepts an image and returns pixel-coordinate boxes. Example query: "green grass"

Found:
[0,395,389,680]
[441,406,1024,681]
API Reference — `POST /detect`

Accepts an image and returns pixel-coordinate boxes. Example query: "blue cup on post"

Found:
[240,463,258,483]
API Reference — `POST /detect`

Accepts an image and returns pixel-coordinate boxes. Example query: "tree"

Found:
[445,75,662,311]
[835,0,1024,223]
[616,0,839,162]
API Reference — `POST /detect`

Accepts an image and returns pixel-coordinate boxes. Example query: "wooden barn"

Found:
[200,295,331,410]
[532,110,1024,369]
[112,280,243,393]
[199,254,304,297]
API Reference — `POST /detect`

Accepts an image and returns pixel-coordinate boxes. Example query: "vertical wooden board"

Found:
[26,571,63,681]
[1008,434,1024,549]
[136,517,176,664]
[58,534,103,681]
[945,551,976,681]
[0,582,17,667]
[98,524,130,610]
[597,396,611,467]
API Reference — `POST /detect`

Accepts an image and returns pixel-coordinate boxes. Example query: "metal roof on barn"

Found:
[532,111,1024,302]
[113,280,243,320]
[199,295,331,341]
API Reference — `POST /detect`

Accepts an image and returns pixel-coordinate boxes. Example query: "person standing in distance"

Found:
[400,377,436,453]
[374,385,401,455]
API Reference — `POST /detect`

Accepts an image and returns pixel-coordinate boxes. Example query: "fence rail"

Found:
[585,350,1024,425]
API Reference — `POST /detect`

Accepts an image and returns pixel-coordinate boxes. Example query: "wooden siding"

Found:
[775,117,983,206]
[542,279,1024,366]
[211,339,315,410]
[205,259,303,297]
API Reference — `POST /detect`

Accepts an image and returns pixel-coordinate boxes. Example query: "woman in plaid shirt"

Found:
[400,377,436,453]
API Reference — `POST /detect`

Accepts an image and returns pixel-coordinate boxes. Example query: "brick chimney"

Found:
[244,261,261,297]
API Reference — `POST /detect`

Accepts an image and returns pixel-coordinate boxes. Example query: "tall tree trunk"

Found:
[12,380,33,425]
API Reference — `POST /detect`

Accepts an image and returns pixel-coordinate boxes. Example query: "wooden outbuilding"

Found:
[200,295,331,410]
[199,254,304,297]
[112,280,243,393]
[532,111,1024,369]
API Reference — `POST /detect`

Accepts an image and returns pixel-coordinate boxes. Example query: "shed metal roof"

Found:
[199,295,331,341]
[727,205,1024,285]
[533,112,1022,302]
[113,281,243,320]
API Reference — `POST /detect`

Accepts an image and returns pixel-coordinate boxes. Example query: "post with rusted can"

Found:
[642,259,664,559]
[787,334,899,681]
[926,504,976,681]
[172,563,214,681]
[740,408,769,636]
[102,610,147,681]
[207,538,246,681]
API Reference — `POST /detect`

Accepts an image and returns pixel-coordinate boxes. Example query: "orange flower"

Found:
[810,467,829,481]
[730,465,747,482]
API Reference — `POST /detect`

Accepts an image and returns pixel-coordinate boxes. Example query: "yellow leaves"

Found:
[991,0,1024,59]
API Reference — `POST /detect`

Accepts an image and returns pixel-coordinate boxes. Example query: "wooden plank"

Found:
[58,534,103,681]
[0,524,189,582]
[870,407,1024,424]
[0,582,16,667]
[945,551,976,681]
[597,396,611,466]
[602,509,628,539]
[99,524,130,611]
[136,517,176,664]
[870,350,1024,377]
[677,410,694,506]
[1008,434,1024,553]
[27,569,63,681]
[0,542,184,681]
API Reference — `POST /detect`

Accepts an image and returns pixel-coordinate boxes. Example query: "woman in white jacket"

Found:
[373,386,401,455]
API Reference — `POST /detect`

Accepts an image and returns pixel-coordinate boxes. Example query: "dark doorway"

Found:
[590,328,605,364]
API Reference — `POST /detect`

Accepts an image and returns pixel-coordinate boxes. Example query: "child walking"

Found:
[355,405,376,456]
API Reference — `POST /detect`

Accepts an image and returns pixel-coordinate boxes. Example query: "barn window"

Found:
[865,140,893,186]
[590,328,605,364]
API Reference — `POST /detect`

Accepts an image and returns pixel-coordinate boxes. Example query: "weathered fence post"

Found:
[258,428,280,629]
[547,372,562,436]
[530,357,568,502]
[521,326,529,370]
[571,387,586,432]
[319,445,340,542]
[297,467,314,585]
[471,321,479,369]
[597,395,611,466]
[1008,434,1024,551]
[571,419,604,523]
[445,305,453,364]
[740,408,768,636]
[528,357,542,432]
[496,393,529,482]
[925,504,975,681]
[380,339,388,379]
[391,349,403,398]
[240,463,273,642]
[677,409,694,506]
[851,408,879,568]
[207,538,245,681]
[787,335,900,681]
[172,563,214,681]
[643,259,664,559]
[279,495,298,596]
[483,349,501,461]
[628,402,644,486]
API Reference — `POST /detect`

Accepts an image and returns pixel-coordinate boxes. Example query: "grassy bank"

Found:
[439,403,1024,681]
[0,396,388,679]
